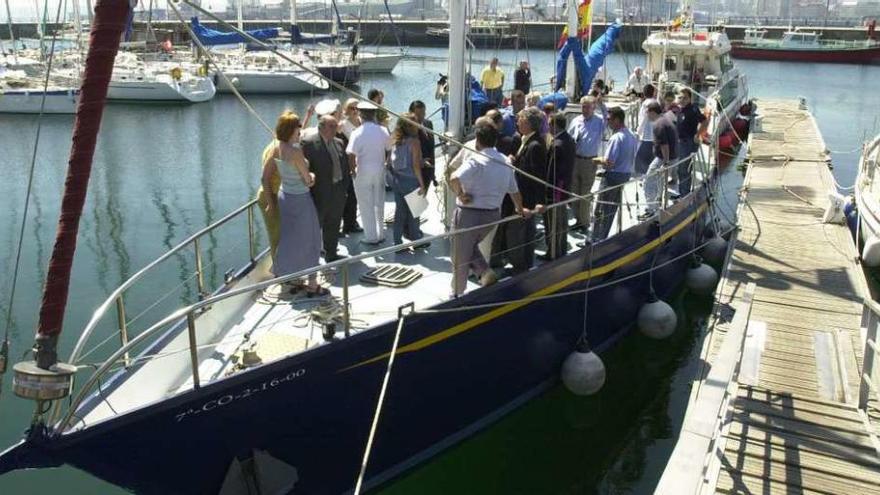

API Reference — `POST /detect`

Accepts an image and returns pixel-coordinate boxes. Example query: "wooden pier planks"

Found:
[712,99,879,495]
[657,99,880,495]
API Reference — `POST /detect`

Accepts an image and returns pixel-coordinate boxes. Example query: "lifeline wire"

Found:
[1,0,67,365]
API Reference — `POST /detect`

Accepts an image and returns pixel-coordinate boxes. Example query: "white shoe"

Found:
[480,270,498,287]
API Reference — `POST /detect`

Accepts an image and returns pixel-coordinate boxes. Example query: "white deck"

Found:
[75,157,663,427]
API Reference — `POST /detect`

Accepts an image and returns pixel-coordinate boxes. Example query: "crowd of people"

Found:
[260,63,707,298]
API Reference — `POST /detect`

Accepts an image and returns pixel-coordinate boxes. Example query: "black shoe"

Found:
[343,225,363,234]
[537,253,554,261]
[325,253,347,262]
[413,241,431,250]
[638,211,655,221]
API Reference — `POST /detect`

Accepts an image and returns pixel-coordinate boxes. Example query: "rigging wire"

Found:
[1,0,69,376]
[177,0,599,204]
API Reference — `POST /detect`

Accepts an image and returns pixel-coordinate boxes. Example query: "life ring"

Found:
[170,67,183,81]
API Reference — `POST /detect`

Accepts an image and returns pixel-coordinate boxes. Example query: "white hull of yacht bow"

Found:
[357,52,404,73]
[106,78,216,103]
[216,70,325,94]
[0,89,79,114]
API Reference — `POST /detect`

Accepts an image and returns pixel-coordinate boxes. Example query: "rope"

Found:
[1,0,67,372]
[353,307,408,495]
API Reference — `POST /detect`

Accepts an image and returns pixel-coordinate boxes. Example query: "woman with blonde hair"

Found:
[261,110,327,296]
[389,113,427,246]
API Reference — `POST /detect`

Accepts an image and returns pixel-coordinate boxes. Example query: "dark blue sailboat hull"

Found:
[0,191,710,495]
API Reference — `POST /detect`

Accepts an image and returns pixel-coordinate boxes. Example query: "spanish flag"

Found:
[557,0,593,49]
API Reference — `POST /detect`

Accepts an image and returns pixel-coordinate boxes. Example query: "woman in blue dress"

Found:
[389,114,427,246]
[261,110,328,296]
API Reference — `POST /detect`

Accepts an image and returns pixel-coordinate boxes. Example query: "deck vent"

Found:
[360,264,422,288]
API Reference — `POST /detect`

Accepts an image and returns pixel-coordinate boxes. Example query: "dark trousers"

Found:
[677,138,698,195]
[342,180,358,230]
[592,172,631,241]
[542,207,569,259]
[635,140,653,176]
[486,87,503,106]
[505,216,536,274]
[315,180,350,256]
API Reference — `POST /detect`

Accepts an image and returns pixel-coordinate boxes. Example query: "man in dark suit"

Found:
[302,115,351,262]
[500,107,547,274]
[541,112,576,260]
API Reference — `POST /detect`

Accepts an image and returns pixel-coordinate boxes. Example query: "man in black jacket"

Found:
[514,60,531,94]
[541,112,575,260]
[302,115,351,262]
[504,107,547,273]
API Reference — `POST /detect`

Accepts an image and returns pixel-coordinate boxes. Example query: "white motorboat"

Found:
[642,19,749,140]
[0,69,79,114]
[854,135,880,266]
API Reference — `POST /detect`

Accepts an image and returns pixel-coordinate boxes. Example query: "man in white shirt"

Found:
[346,101,392,244]
[449,118,527,296]
[635,83,658,176]
[625,66,649,97]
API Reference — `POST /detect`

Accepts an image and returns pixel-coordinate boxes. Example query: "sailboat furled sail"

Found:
[554,21,622,96]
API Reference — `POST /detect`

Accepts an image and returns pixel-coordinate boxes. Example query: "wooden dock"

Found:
[656,99,880,495]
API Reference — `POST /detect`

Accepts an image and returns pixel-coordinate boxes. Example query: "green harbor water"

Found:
[0,46,878,494]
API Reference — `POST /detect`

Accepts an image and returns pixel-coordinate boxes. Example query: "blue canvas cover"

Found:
[554,22,623,95]
[190,17,279,46]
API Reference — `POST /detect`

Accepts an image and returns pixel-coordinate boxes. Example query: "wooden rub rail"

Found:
[656,99,880,495]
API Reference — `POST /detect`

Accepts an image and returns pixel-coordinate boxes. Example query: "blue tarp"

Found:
[538,92,568,111]
[190,17,279,46]
[442,75,490,128]
[554,22,623,95]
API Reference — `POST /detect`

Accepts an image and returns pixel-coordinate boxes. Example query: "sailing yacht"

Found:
[0,51,79,114]
[0,68,79,114]
[0,1,733,493]
[854,135,880,267]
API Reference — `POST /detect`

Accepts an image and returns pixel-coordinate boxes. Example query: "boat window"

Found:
[664,56,677,72]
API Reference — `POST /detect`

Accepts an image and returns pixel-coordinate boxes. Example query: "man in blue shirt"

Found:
[592,107,638,241]
[567,95,606,232]
[500,90,526,137]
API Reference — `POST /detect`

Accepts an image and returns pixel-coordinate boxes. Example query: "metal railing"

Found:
[57,150,712,432]
[68,199,261,368]
[858,298,880,414]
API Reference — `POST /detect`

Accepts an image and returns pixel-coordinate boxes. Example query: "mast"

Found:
[32,0,44,60]
[447,0,466,140]
[289,0,297,26]
[564,0,578,98]
[3,0,17,64]
[32,0,131,369]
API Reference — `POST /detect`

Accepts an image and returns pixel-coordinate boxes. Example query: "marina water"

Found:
[0,47,878,493]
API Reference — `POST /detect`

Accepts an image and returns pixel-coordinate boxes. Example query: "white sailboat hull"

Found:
[107,77,216,103]
[0,89,79,114]
[357,52,404,73]
[215,69,326,94]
